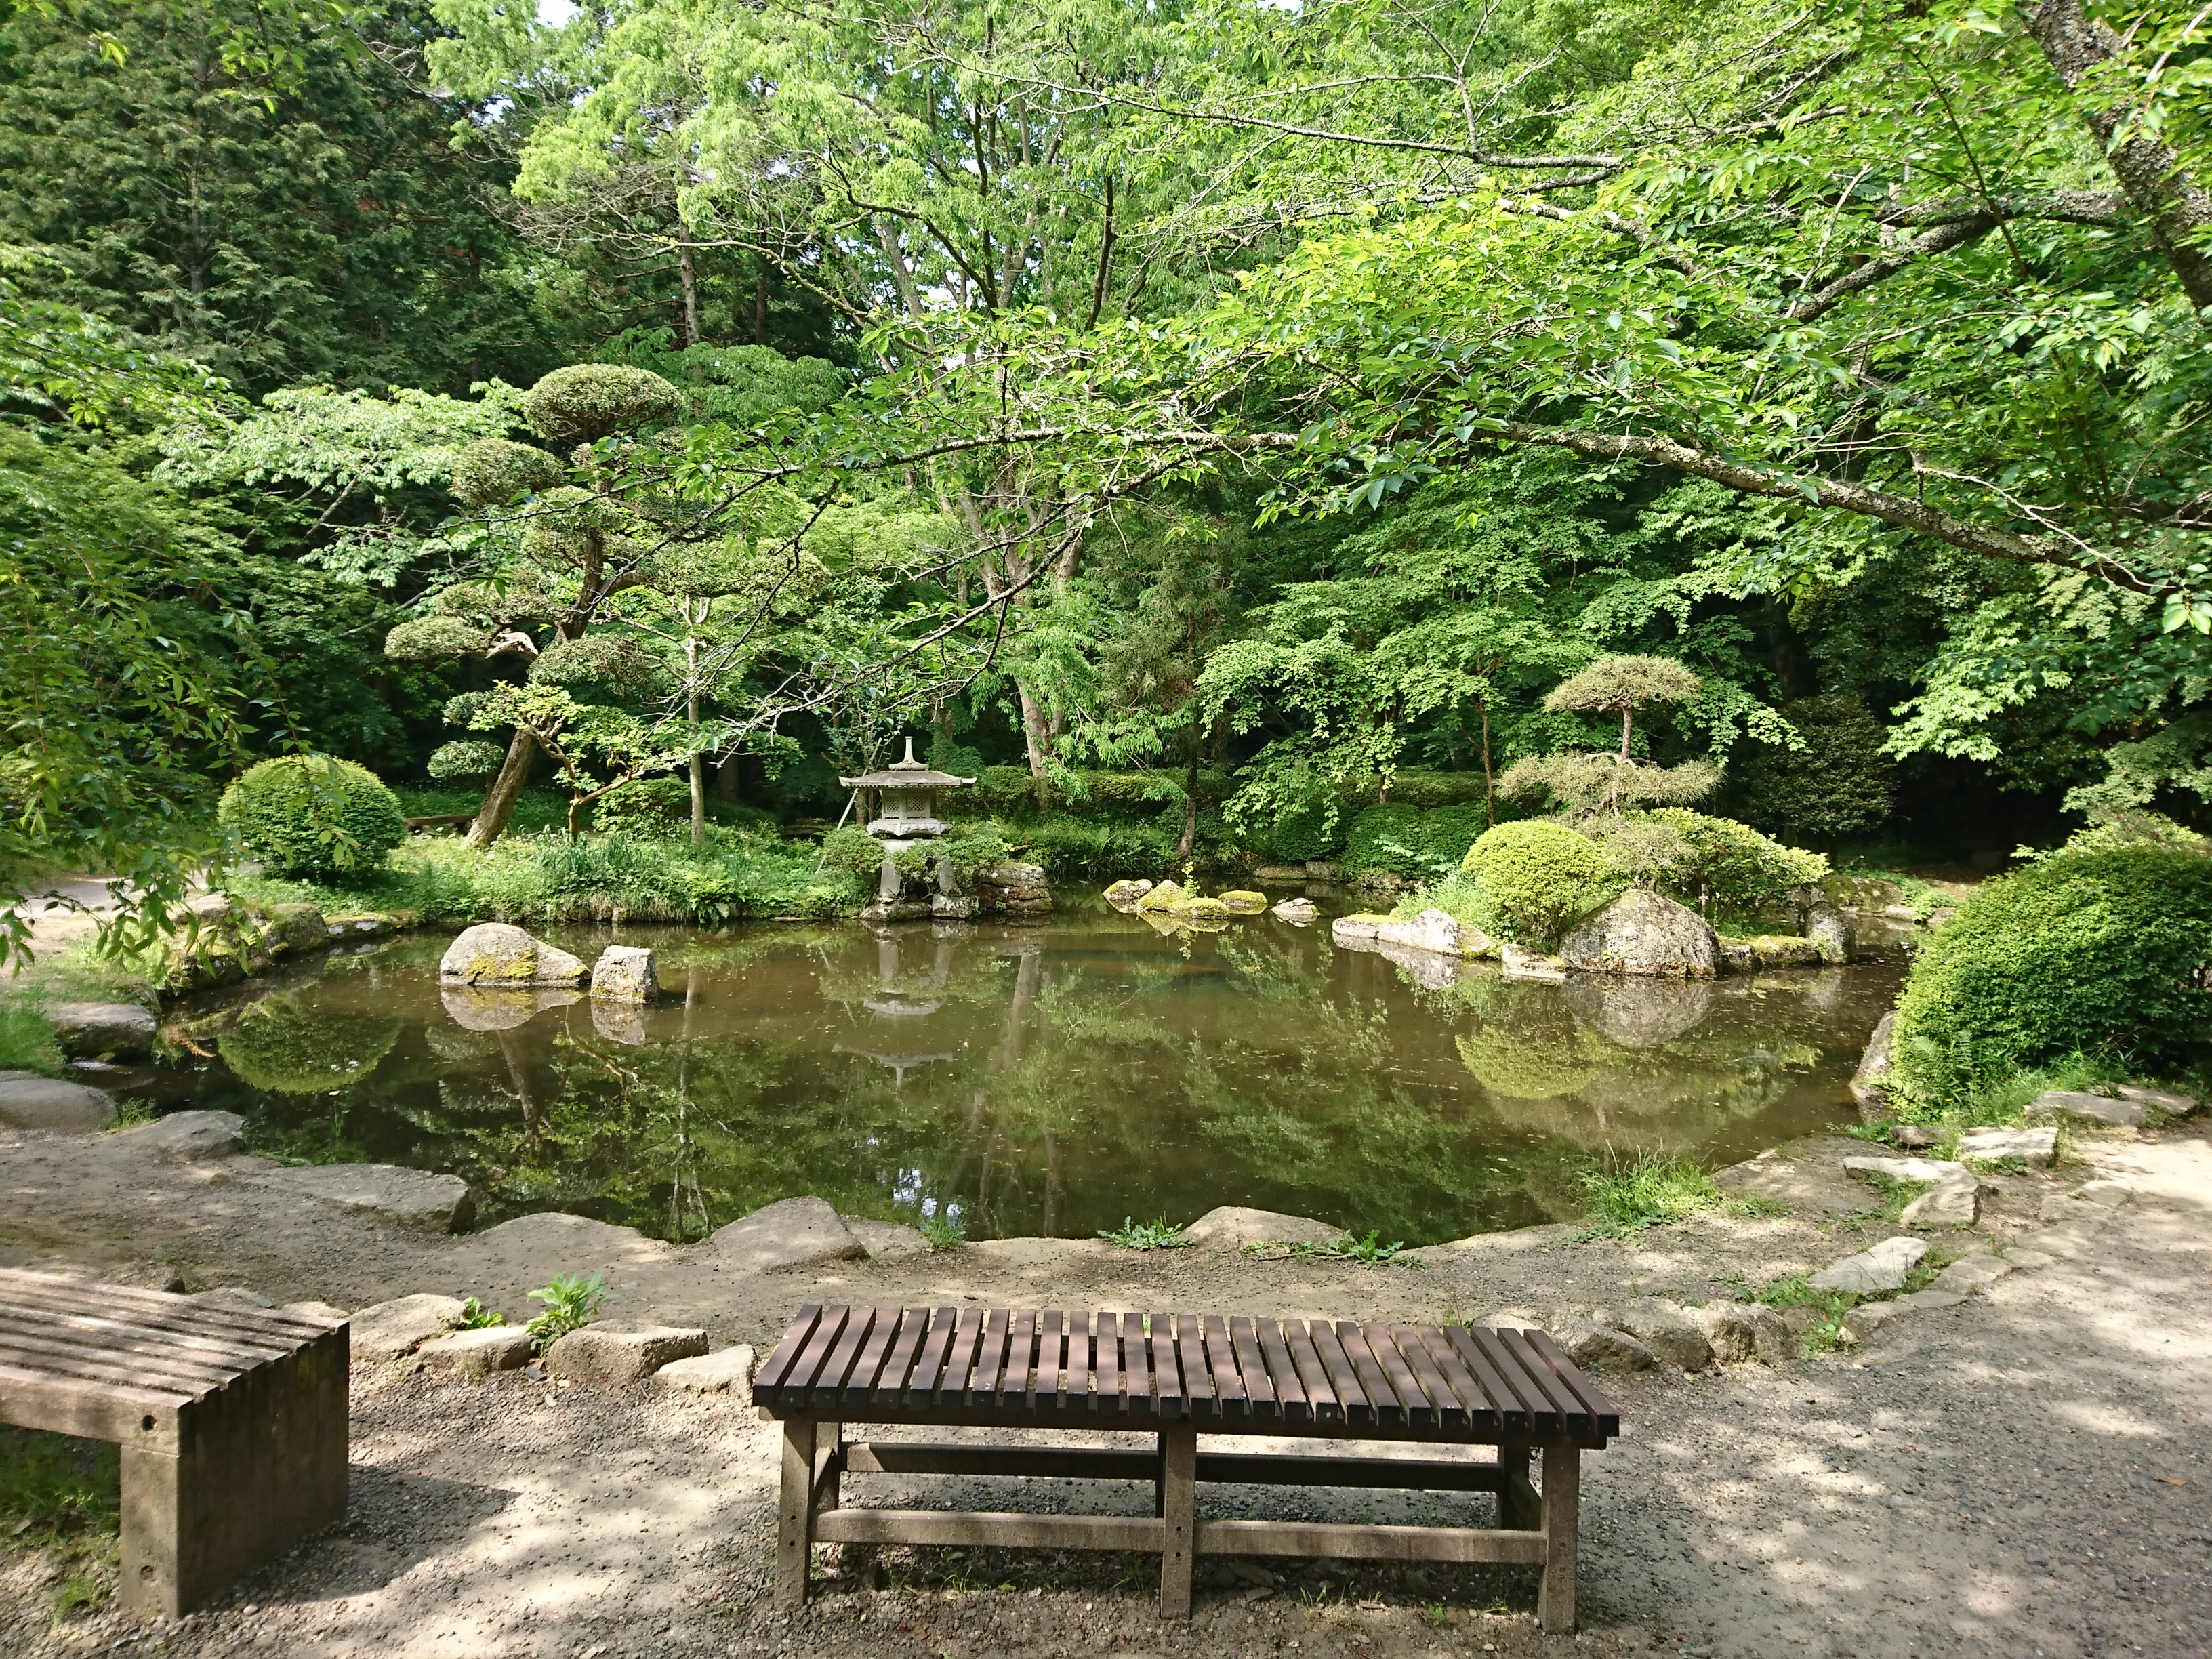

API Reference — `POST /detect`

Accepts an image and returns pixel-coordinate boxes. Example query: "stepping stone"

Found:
[112,1111,244,1160]
[253,1163,476,1232]
[708,1196,863,1272]
[654,1345,757,1395]
[1810,1235,1929,1294]
[1956,1126,2058,1166]
[2027,1089,2144,1128]
[43,1001,157,1059]
[351,1293,468,1361]
[0,1072,115,1133]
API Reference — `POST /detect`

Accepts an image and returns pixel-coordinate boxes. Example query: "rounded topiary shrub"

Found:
[450,437,563,508]
[1889,847,2212,1102]
[218,756,407,880]
[217,997,401,1094]
[1460,819,1620,946]
[526,364,684,445]
[427,740,506,784]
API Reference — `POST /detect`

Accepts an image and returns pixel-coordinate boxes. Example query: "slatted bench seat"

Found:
[0,1268,348,1616]
[753,1304,1618,1630]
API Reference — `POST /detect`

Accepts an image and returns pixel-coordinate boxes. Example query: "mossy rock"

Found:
[1218,890,1268,914]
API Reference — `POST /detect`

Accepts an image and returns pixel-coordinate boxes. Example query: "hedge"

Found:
[218,756,407,881]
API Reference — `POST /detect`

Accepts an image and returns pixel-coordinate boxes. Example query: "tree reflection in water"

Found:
[166,915,1900,1244]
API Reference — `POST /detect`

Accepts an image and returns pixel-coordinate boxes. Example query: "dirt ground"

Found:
[3,1118,2210,1658]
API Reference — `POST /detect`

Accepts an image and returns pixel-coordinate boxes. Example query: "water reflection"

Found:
[156,914,1899,1246]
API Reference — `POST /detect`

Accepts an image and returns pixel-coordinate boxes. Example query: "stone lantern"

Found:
[838,738,977,920]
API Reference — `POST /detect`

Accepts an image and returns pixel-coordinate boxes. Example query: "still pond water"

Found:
[149,907,1898,1246]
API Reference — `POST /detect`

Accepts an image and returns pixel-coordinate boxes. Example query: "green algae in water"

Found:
[143,914,1899,1246]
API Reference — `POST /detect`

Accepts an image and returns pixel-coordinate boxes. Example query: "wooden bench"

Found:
[753,1305,1617,1630]
[0,1269,349,1616]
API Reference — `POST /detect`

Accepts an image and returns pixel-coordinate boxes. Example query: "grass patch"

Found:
[1,1426,118,1617]
[1572,1153,1725,1239]
[1098,1217,1190,1251]
[918,1212,967,1251]
[231,826,865,927]
[3,944,159,1009]
[1885,1053,2121,1129]
[0,1000,65,1074]
[1240,1230,1414,1267]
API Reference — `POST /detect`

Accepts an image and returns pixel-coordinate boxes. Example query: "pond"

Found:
[142,907,1900,1247]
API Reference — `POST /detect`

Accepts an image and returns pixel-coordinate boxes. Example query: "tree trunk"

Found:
[470,730,537,849]
[1016,680,1054,808]
[1619,707,1633,762]
[678,239,701,348]
[2029,0,2212,317]
[1176,723,1201,862]
[1479,695,1495,827]
[687,645,705,848]
[754,270,769,345]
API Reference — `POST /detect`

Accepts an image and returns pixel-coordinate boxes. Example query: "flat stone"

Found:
[43,1001,157,1059]
[0,1071,115,1133]
[1372,908,1494,960]
[2040,1180,2132,1223]
[844,1217,930,1261]
[416,1324,534,1379]
[282,1300,350,1323]
[707,1195,863,1272]
[253,1162,476,1232]
[1902,1179,1980,1227]
[1887,1288,1969,1313]
[1837,1301,1900,1344]
[590,945,657,1003]
[1843,1154,1965,1185]
[458,1210,671,1265]
[1849,1010,1896,1110]
[1559,888,1717,979]
[1183,1206,1348,1250]
[545,1325,708,1387]
[1809,1235,1929,1294]
[1500,943,1566,982]
[1933,1254,2016,1296]
[441,985,582,1031]
[1593,1298,1713,1371]
[1330,914,1387,945]
[1218,890,1269,915]
[2027,1089,2146,1128]
[653,1345,757,1395]
[438,922,588,987]
[2117,1083,2202,1117]
[350,1293,468,1362]
[1956,1126,2059,1167]
[1547,1314,1658,1374]
[1271,897,1319,925]
[112,1110,245,1159]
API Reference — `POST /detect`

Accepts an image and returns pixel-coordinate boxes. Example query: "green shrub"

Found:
[216,997,402,1094]
[0,1002,64,1074]
[1724,695,1897,846]
[1346,802,1488,878]
[218,756,407,880]
[426,739,506,783]
[593,775,692,837]
[1890,847,2212,1103]
[944,821,1011,874]
[1639,809,1828,920]
[1459,819,1620,945]
[1013,816,1179,880]
[819,825,886,880]
[1266,798,1343,862]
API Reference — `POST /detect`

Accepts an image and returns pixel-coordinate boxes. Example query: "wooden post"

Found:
[1538,1443,1580,1635]
[1158,1422,1196,1618]
[817,1419,842,1513]
[776,1416,818,1610]
[1498,1443,1536,1530]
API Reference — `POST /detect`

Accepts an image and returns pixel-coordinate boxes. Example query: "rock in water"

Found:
[440,985,581,1031]
[438,922,588,987]
[1102,878,1154,909]
[1559,888,1718,978]
[1803,902,1853,964]
[1134,880,1189,912]
[1809,1235,1929,1294]
[1500,943,1567,982]
[1218,890,1269,915]
[1850,1010,1896,1111]
[1271,897,1319,924]
[590,945,656,1002]
[708,1195,865,1272]
[0,1072,115,1133]
[545,1325,708,1387]
[44,1001,157,1059]
[253,1163,476,1232]
[2028,1089,2146,1128]
[1373,907,1496,960]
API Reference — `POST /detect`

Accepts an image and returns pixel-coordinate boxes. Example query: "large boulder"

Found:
[1591,1298,1713,1372]
[1559,888,1718,979]
[708,1195,864,1272]
[438,923,588,987]
[1560,976,1712,1048]
[1182,1206,1347,1250]
[590,945,657,1003]
[974,863,1051,918]
[1803,903,1853,964]
[44,1001,157,1060]
[844,1217,930,1261]
[1544,1313,1658,1374]
[351,1292,468,1362]
[0,1071,115,1132]
[112,1110,244,1160]
[545,1325,708,1387]
[1809,1235,1928,1294]
[253,1162,476,1232]
[1849,1011,1897,1111]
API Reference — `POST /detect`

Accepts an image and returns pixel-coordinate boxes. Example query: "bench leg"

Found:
[776,1416,818,1611]
[815,1419,842,1513]
[119,1327,348,1618]
[1158,1422,1195,1619]
[1538,1443,1580,1635]
[1498,1443,1537,1530]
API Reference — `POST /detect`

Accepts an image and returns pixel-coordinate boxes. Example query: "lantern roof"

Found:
[839,737,977,791]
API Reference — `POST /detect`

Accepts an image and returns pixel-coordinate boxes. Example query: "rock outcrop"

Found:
[438,924,588,987]
[252,1163,476,1232]
[708,1195,865,1272]
[1559,888,1718,978]
[974,862,1052,918]
[112,1110,244,1160]
[44,1000,157,1060]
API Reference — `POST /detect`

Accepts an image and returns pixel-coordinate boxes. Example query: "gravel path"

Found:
[3,1126,2209,1657]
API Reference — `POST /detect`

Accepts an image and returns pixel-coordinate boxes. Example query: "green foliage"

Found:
[1498,751,1721,820]
[450,437,562,508]
[1544,655,1702,721]
[524,364,683,444]
[216,996,401,1094]
[218,756,407,881]
[426,741,507,784]
[943,822,1012,874]
[1010,816,1179,880]
[1639,809,1829,921]
[457,1298,506,1329]
[1458,819,1620,947]
[1344,803,1488,878]
[592,775,693,838]
[1891,848,2212,1104]
[1098,1217,1190,1250]
[0,1425,116,1572]
[916,1211,966,1250]
[1325,1230,1410,1267]
[525,1272,609,1349]
[1725,697,1896,847]
[818,825,886,880]
[1574,1154,1724,1237]
[0,1001,64,1075]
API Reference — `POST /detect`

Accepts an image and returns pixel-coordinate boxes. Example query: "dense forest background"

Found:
[10,0,2212,915]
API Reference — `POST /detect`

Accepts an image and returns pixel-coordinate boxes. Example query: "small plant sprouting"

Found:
[1099,1217,1191,1251]
[1326,1230,1409,1267]
[1572,1153,1724,1240]
[457,1298,506,1329]
[918,1212,967,1251]
[525,1273,608,1350]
